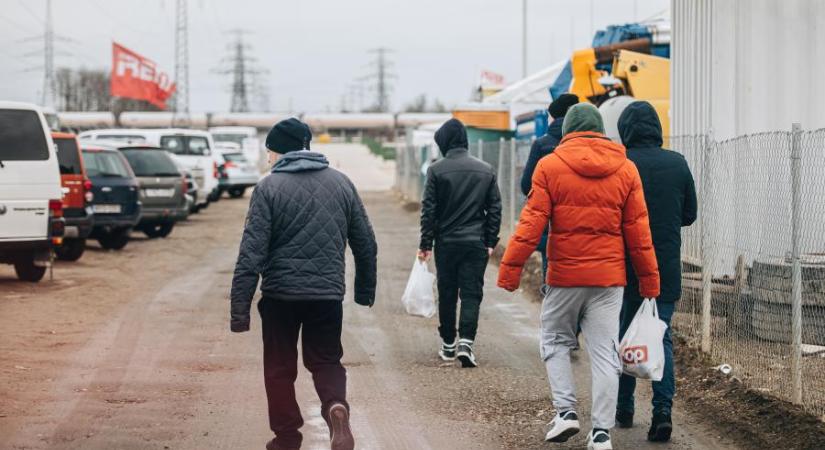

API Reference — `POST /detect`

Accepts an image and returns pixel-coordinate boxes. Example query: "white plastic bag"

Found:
[619,298,668,381]
[401,258,436,318]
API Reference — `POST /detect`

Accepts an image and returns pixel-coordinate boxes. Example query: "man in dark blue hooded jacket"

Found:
[419,118,502,368]
[230,117,377,450]
[519,93,579,277]
[614,101,697,443]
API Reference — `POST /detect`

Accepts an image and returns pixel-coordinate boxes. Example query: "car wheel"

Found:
[228,187,246,198]
[143,222,175,238]
[55,238,86,262]
[14,258,46,282]
[98,228,131,250]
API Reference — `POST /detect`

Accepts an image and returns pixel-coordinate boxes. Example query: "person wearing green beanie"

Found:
[562,103,606,136]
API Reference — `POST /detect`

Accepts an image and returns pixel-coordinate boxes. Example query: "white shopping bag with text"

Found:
[619,298,668,381]
[401,258,436,318]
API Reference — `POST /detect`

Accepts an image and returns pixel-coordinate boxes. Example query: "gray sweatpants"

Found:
[540,286,623,430]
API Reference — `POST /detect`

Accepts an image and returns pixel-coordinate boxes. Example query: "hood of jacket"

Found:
[271,151,330,173]
[618,101,663,148]
[554,131,627,178]
[434,118,469,156]
[547,115,564,140]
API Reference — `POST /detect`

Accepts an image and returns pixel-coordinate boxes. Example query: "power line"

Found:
[17,0,43,24]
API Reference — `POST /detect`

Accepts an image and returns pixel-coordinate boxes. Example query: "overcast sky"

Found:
[0,0,668,112]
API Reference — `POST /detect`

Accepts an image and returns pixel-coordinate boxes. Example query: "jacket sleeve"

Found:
[419,166,437,251]
[682,161,698,226]
[498,158,553,291]
[484,173,502,248]
[520,139,542,196]
[229,186,272,332]
[622,165,660,298]
[348,184,378,306]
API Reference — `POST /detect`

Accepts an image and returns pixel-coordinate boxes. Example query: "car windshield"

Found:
[0,109,49,161]
[212,134,246,145]
[188,136,210,156]
[82,151,131,178]
[55,137,82,174]
[160,135,210,156]
[223,153,247,163]
[121,149,180,177]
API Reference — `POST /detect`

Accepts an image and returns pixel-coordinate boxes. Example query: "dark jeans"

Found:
[434,243,489,343]
[617,299,675,416]
[258,299,348,449]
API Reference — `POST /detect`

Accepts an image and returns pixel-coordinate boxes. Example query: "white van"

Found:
[79,128,219,209]
[208,126,262,166]
[0,102,64,282]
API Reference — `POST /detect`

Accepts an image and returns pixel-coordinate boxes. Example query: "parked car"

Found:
[216,148,259,198]
[80,144,141,250]
[79,129,219,210]
[0,102,64,282]
[118,146,189,238]
[209,126,262,166]
[52,132,94,261]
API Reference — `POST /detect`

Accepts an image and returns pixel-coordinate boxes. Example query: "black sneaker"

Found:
[327,403,355,450]
[615,409,634,428]
[647,411,673,442]
[266,438,300,450]
[439,340,457,361]
[456,339,477,368]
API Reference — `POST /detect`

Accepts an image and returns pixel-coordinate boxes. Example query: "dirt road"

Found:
[1,144,738,449]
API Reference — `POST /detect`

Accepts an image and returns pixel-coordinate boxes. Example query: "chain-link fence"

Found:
[395,127,825,417]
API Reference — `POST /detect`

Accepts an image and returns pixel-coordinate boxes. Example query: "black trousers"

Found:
[434,243,489,343]
[258,299,347,449]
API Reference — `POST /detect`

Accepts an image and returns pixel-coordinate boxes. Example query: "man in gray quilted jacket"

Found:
[230,117,377,450]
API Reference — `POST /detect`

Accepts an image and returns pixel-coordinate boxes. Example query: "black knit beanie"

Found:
[265,117,312,154]
[548,93,580,119]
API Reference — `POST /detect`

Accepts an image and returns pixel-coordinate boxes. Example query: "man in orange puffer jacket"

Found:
[498,103,659,450]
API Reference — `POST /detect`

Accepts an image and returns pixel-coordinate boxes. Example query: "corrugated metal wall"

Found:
[672,0,825,139]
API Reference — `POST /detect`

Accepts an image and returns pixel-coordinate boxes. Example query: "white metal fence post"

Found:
[790,122,803,405]
[701,131,714,353]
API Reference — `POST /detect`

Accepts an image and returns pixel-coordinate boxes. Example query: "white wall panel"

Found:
[672,0,825,139]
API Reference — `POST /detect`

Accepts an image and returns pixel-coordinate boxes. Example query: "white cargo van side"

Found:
[0,102,64,282]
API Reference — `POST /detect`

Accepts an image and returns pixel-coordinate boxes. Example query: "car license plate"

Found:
[93,204,122,214]
[145,188,175,198]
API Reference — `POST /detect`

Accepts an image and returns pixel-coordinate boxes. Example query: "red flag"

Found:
[111,42,176,110]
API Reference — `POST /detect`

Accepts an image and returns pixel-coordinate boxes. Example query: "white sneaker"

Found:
[438,340,457,361]
[545,410,580,442]
[587,429,612,450]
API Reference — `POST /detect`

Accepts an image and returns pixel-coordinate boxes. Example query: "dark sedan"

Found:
[80,144,141,250]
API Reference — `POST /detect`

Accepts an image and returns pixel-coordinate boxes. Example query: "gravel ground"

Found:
[0,144,739,449]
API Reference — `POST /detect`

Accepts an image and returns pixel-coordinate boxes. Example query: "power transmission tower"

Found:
[173,0,190,124]
[214,30,267,113]
[363,48,396,112]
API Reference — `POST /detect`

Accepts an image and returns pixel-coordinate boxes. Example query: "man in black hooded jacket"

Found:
[418,118,502,368]
[230,117,377,450]
[614,101,697,443]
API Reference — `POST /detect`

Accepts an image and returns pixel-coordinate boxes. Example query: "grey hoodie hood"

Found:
[272,151,329,173]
